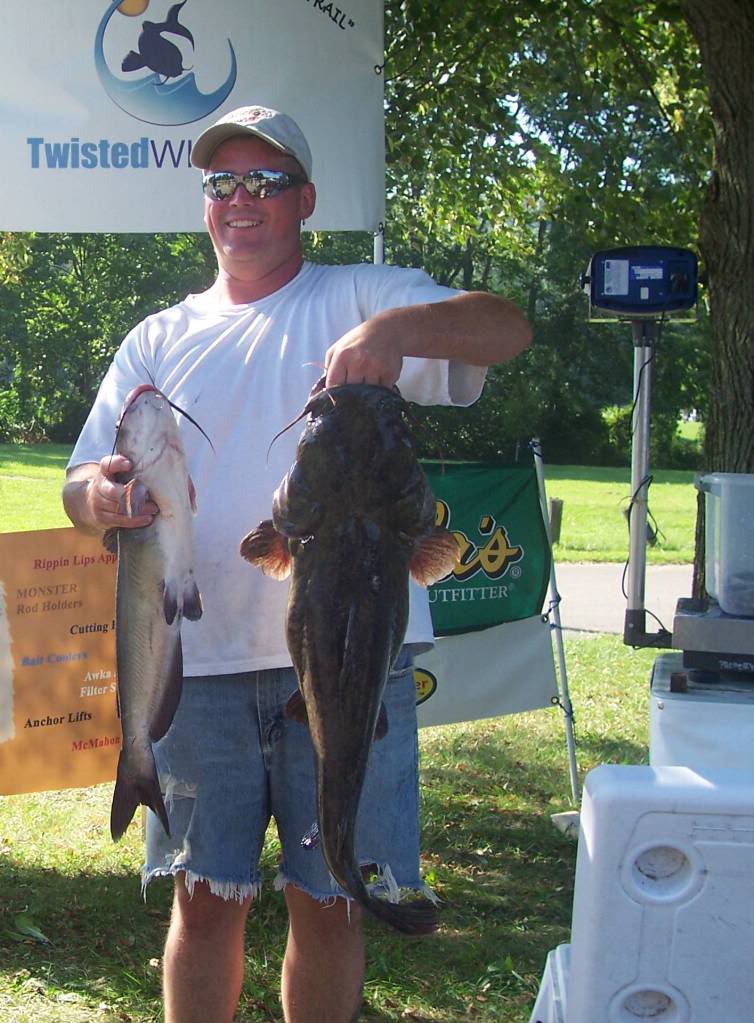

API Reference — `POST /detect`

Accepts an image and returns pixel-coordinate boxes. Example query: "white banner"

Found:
[0,0,384,232]
[416,615,559,729]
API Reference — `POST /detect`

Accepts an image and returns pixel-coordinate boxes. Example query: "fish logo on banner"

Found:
[94,0,237,126]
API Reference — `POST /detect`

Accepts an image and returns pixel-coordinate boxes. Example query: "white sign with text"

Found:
[0,0,384,232]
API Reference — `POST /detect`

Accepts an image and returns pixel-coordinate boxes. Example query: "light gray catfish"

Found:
[106,384,204,841]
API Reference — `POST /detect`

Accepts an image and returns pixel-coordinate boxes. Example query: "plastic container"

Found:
[528,944,569,1023]
[568,764,754,1023]
[698,472,754,617]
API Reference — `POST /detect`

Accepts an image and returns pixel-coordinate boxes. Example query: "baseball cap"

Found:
[191,105,313,180]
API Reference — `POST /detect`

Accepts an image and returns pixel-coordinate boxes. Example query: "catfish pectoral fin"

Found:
[121,478,150,517]
[182,578,203,621]
[409,528,461,587]
[284,689,309,725]
[110,753,169,841]
[240,520,292,580]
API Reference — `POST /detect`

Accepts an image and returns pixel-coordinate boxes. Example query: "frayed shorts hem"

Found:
[273,860,440,909]
[141,865,261,904]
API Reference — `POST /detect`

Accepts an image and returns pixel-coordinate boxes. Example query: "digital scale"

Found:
[528,246,754,1023]
[582,245,754,768]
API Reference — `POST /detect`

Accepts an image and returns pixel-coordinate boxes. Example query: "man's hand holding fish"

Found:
[64,453,158,533]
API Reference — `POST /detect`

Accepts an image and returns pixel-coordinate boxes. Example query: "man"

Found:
[63,105,531,1023]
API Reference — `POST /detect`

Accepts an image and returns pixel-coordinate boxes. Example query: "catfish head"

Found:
[242,382,459,588]
[115,385,180,472]
[115,383,213,471]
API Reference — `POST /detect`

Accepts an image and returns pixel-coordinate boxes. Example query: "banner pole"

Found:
[373,222,384,265]
[531,438,580,804]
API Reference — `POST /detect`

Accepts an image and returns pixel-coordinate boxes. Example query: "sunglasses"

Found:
[202,168,307,201]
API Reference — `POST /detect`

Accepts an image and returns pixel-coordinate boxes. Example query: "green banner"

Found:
[422,461,551,636]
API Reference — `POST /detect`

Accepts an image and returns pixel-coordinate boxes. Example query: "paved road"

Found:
[551,562,694,635]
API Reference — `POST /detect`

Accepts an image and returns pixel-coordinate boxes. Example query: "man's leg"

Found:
[163,875,252,1023]
[281,885,365,1023]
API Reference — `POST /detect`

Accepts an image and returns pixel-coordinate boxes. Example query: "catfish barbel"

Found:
[106,384,204,842]
[240,381,458,935]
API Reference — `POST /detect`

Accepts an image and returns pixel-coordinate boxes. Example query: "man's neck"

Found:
[203,255,305,306]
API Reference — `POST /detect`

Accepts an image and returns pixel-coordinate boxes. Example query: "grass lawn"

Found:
[0,444,677,1018]
[0,445,698,565]
[0,635,655,1022]
[0,444,73,533]
[544,465,696,564]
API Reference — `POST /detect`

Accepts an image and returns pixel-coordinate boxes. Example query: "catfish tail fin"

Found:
[365,893,439,936]
[110,752,169,841]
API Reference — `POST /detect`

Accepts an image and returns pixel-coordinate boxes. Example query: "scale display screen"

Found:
[588,246,697,317]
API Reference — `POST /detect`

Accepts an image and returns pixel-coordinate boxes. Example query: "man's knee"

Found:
[172,874,252,936]
[283,884,363,944]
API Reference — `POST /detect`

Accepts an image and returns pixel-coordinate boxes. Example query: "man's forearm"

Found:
[324,290,532,388]
[384,291,532,367]
[63,456,157,533]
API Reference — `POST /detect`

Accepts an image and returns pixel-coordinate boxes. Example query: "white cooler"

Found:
[566,763,754,1023]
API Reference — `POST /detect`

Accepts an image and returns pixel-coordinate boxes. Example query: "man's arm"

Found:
[324,291,531,388]
[63,456,156,534]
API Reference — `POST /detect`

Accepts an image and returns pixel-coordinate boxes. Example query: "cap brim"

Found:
[191,125,304,175]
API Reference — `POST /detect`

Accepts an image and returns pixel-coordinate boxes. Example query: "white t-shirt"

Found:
[69,261,486,675]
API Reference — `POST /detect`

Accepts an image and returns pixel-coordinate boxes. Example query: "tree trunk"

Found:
[679,0,754,595]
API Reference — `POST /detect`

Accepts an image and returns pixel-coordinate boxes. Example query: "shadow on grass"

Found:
[0,860,169,1018]
[360,804,575,1022]
[574,731,648,766]
[0,855,294,1022]
[0,840,568,1023]
[0,720,582,1023]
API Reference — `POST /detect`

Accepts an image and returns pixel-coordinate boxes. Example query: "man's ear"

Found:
[300,182,316,221]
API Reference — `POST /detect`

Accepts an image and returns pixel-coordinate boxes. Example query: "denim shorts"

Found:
[142,649,433,906]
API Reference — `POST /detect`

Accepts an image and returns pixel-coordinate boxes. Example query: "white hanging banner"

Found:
[416,615,559,729]
[0,0,384,233]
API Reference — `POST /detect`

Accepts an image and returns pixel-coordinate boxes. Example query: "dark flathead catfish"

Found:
[106,384,203,841]
[240,382,458,935]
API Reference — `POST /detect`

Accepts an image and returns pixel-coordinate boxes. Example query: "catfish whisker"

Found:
[165,397,215,454]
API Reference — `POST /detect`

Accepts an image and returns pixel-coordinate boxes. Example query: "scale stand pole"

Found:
[623,319,666,647]
[624,320,653,642]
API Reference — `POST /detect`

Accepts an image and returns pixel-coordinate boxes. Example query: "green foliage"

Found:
[0,389,24,441]
[378,0,713,464]
[0,233,215,441]
[0,2,717,457]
